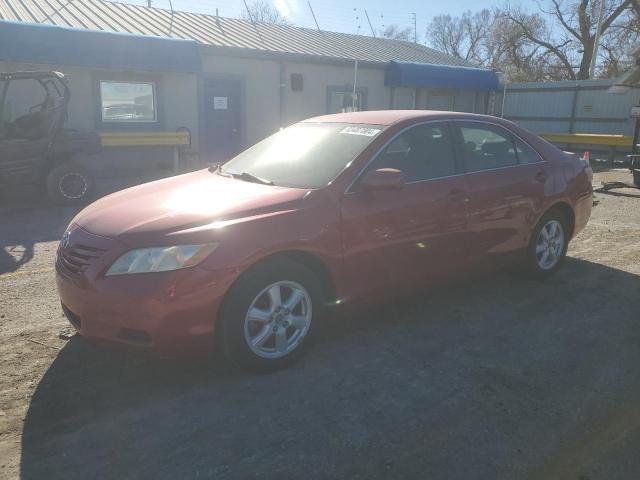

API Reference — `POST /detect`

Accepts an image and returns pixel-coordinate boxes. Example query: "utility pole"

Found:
[412,12,417,43]
[364,10,376,37]
[589,0,606,79]
[308,1,320,31]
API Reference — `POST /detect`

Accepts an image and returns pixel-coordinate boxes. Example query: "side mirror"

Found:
[360,168,405,190]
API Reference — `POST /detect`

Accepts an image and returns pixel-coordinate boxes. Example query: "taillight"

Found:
[582,151,593,182]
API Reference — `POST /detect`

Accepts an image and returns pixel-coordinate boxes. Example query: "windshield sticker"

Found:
[339,126,381,137]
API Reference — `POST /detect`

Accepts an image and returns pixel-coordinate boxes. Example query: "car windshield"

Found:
[220,122,383,188]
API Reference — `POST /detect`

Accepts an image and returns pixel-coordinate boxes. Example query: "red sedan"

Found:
[56,111,592,371]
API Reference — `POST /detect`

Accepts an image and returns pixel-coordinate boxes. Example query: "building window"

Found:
[290,73,303,91]
[327,86,367,114]
[99,81,157,123]
[392,88,415,109]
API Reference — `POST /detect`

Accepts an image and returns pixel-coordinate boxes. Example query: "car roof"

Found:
[304,110,508,126]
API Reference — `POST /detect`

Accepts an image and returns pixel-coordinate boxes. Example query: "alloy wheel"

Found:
[535,219,565,270]
[243,281,312,359]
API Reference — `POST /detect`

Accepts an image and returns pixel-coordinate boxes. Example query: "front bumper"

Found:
[55,226,237,358]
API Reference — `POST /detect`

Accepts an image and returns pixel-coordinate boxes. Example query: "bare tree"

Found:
[380,24,413,41]
[427,10,493,64]
[240,0,292,26]
[427,1,640,81]
[502,0,637,79]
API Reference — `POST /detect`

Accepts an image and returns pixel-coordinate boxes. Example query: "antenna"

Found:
[412,12,417,43]
[308,1,320,31]
[242,0,265,44]
[364,9,375,37]
[147,0,151,7]
[168,0,175,36]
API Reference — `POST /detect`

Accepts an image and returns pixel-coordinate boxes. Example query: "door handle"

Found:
[534,170,548,183]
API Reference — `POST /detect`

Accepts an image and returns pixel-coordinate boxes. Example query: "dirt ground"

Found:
[1,168,640,480]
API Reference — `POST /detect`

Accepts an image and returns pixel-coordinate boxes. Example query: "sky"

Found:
[126,0,528,41]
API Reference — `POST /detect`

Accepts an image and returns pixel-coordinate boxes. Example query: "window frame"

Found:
[326,85,368,114]
[94,74,163,131]
[452,120,544,174]
[346,120,463,193]
[512,135,545,165]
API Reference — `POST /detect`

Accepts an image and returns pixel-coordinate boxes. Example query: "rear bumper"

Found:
[55,263,238,359]
[572,188,593,238]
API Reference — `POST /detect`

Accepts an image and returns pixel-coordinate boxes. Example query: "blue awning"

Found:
[0,21,201,73]
[385,61,500,91]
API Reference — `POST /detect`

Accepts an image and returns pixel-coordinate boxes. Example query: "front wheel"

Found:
[219,259,324,372]
[522,210,569,279]
[45,162,95,206]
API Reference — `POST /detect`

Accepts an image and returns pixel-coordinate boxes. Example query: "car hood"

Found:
[73,169,308,243]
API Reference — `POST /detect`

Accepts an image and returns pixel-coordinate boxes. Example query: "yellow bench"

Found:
[539,133,633,148]
[99,131,191,173]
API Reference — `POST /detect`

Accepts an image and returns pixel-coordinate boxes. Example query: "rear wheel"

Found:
[522,209,569,279]
[219,259,324,372]
[45,162,95,205]
[633,170,640,188]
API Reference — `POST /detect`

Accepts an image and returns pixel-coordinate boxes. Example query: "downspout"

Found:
[0,79,9,121]
[279,60,286,128]
[352,60,358,110]
[500,81,507,118]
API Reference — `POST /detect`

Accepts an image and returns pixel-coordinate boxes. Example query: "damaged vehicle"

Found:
[0,71,100,204]
[56,110,593,372]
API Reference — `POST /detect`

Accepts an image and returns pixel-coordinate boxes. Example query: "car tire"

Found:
[219,258,324,372]
[522,208,569,279]
[633,170,640,188]
[45,162,95,206]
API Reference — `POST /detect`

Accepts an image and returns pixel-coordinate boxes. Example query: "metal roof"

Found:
[0,0,475,67]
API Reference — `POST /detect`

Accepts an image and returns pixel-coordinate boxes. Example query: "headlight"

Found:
[105,243,219,276]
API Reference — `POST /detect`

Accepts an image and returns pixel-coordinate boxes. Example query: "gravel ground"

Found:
[1,169,639,480]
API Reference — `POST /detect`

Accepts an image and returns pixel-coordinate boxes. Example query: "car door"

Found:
[453,120,550,263]
[340,121,470,300]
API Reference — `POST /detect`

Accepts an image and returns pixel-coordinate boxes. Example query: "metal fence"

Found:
[500,79,639,141]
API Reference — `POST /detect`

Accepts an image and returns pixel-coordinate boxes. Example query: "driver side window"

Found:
[365,122,456,183]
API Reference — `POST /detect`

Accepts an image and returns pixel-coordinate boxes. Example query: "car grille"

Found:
[56,244,106,276]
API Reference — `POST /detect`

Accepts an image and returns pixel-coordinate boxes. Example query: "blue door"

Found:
[203,78,242,163]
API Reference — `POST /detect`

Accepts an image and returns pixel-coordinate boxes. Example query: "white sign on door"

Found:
[213,96,228,110]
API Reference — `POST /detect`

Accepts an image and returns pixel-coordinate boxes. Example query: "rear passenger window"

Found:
[366,122,456,182]
[514,137,542,164]
[459,123,517,172]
